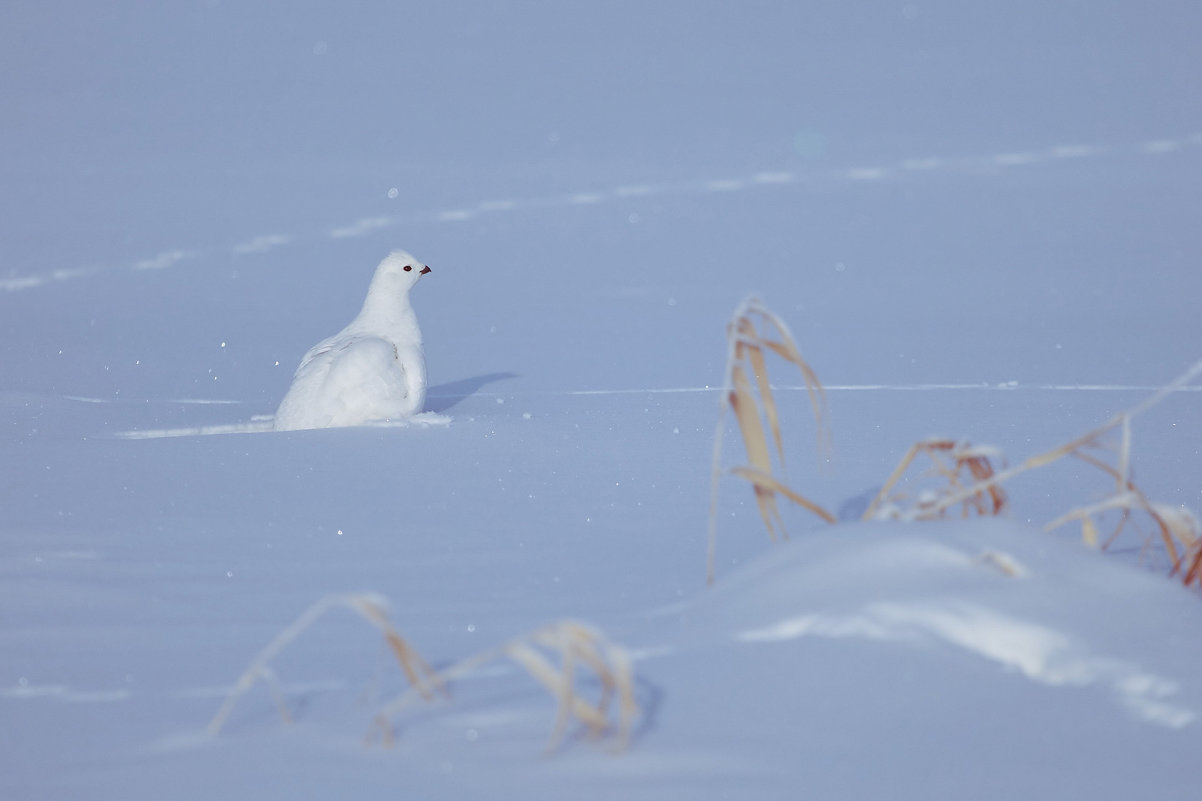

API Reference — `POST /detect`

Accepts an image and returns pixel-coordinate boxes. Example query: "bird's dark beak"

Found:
[420,266,432,275]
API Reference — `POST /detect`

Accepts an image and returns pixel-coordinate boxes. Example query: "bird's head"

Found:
[370,249,432,296]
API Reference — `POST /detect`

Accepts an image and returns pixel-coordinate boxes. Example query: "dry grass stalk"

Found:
[701,295,1200,591]
[369,620,638,753]
[1184,537,1202,587]
[707,296,835,583]
[863,438,1008,521]
[975,550,1026,578]
[868,359,1202,588]
[207,593,443,737]
[1044,494,1200,580]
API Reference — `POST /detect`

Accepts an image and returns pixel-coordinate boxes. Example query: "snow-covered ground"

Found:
[3,3,1201,798]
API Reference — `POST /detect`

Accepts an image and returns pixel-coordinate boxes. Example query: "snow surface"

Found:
[3,2,1201,799]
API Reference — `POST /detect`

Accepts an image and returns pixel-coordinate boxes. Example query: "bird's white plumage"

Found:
[274,250,431,431]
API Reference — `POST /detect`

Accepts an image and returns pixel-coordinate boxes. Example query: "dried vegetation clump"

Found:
[208,594,638,753]
[865,438,1008,521]
[370,620,637,753]
[207,593,442,737]
[706,297,834,582]
[707,296,1202,590]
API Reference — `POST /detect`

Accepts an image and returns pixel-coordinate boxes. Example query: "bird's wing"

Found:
[276,332,425,429]
[392,341,427,415]
[293,333,348,378]
[312,337,413,426]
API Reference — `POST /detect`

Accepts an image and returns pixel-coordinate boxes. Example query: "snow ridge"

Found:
[739,601,1195,729]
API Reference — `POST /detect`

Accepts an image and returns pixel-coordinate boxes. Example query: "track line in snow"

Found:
[3,130,1200,294]
[109,412,450,439]
[1,682,131,704]
[14,382,1198,413]
[42,382,1202,411]
[132,250,195,271]
[60,395,243,406]
[323,131,1200,242]
[233,234,292,255]
[79,382,1199,440]
[557,383,1202,397]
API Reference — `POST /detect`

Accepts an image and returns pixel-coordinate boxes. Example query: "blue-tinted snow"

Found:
[2,2,1200,799]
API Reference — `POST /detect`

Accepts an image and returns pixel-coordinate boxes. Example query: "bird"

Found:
[274,250,432,431]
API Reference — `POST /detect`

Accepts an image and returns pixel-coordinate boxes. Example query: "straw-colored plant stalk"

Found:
[1184,536,1202,588]
[865,360,1202,588]
[207,593,443,737]
[864,438,1008,521]
[705,296,1201,591]
[208,597,638,753]
[369,620,638,753]
[707,296,835,583]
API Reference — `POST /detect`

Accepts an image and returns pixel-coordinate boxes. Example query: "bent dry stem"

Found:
[207,593,443,737]
[707,296,1201,590]
[209,597,638,754]
[707,296,834,583]
[369,620,638,753]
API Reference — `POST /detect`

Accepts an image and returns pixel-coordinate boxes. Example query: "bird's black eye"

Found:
[403,265,412,272]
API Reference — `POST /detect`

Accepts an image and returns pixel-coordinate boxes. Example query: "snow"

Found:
[3,2,1202,799]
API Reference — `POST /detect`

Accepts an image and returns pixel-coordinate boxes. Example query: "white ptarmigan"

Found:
[273,250,432,431]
